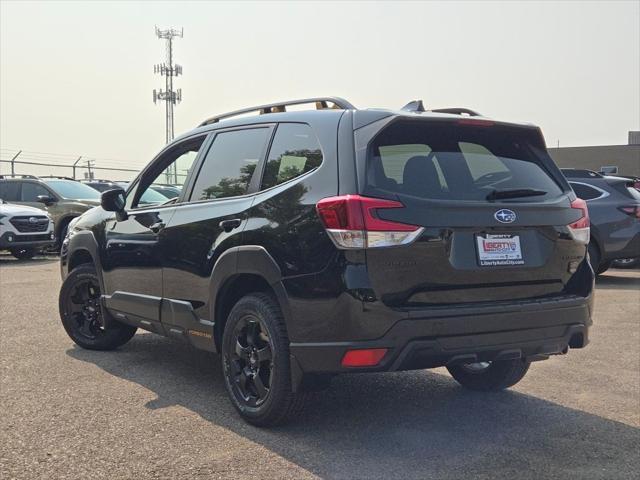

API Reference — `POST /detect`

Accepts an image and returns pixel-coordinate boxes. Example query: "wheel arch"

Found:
[210,246,292,351]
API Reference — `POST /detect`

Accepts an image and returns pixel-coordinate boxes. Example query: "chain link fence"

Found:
[0,148,141,182]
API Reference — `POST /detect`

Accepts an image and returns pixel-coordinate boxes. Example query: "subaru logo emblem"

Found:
[494,209,516,223]
[28,217,39,224]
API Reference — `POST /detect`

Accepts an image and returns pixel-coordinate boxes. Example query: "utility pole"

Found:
[153,26,183,184]
[85,159,95,180]
[72,156,82,180]
[10,150,21,177]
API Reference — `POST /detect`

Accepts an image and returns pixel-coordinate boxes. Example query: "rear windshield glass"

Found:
[366,122,564,201]
[44,180,101,200]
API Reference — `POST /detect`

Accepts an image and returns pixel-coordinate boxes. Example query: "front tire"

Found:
[446,359,531,391]
[221,292,306,427]
[10,247,36,260]
[59,264,137,350]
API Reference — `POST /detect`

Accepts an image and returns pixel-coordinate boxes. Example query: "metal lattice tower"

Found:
[153,26,183,183]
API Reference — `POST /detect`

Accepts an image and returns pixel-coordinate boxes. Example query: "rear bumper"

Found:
[289,294,592,375]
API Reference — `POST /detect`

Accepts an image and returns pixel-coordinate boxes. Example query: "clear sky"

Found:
[1,0,639,176]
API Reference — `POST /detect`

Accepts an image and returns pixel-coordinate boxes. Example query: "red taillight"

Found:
[567,197,590,244]
[619,206,640,219]
[341,348,388,367]
[316,195,423,249]
[457,118,495,127]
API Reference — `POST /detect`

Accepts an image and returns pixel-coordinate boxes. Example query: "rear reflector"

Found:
[316,195,423,249]
[567,198,590,244]
[341,348,388,367]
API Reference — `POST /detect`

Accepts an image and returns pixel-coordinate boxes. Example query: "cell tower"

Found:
[153,26,183,184]
[153,26,183,145]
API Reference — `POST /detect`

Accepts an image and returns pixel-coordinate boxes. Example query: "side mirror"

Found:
[36,195,56,206]
[101,188,127,220]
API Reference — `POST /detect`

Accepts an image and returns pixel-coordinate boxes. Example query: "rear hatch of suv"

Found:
[355,118,589,308]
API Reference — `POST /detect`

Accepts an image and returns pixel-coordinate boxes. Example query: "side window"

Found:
[191,128,270,201]
[132,136,205,208]
[570,182,603,201]
[0,182,21,201]
[261,124,323,190]
[21,182,51,202]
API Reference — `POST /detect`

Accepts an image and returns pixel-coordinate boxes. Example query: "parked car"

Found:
[59,97,593,426]
[562,169,640,274]
[82,179,121,192]
[0,199,55,259]
[0,176,101,248]
[150,184,182,199]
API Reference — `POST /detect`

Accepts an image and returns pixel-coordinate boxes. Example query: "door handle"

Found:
[219,218,242,232]
[149,221,165,233]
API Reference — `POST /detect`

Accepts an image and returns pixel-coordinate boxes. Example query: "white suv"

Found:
[0,199,55,259]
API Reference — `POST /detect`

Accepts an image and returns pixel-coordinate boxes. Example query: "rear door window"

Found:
[21,182,51,201]
[261,123,323,189]
[0,182,21,201]
[367,122,564,201]
[190,128,270,201]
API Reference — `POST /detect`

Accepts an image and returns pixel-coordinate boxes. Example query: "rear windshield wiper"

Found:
[486,188,547,201]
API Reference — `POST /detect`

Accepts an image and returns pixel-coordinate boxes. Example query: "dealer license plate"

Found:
[476,233,524,266]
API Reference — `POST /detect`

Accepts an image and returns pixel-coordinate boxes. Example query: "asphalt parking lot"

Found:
[1,255,638,479]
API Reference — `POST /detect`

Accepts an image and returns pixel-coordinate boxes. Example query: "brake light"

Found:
[457,118,495,127]
[567,197,590,244]
[316,195,423,249]
[618,206,640,219]
[341,348,388,367]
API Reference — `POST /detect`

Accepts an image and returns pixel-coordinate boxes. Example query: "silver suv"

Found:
[0,199,55,259]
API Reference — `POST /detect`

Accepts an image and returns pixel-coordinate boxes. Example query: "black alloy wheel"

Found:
[66,276,105,340]
[59,264,137,350]
[221,293,306,426]
[227,317,273,407]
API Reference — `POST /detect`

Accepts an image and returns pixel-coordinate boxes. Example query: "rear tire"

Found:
[612,258,640,269]
[59,264,137,350]
[588,242,601,275]
[596,261,611,275]
[10,247,36,260]
[446,359,531,391]
[221,292,307,427]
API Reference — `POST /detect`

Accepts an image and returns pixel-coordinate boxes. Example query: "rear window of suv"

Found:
[366,121,564,201]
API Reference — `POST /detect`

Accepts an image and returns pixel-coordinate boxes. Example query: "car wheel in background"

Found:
[59,264,137,350]
[9,247,36,260]
[612,258,640,269]
[446,359,531,391]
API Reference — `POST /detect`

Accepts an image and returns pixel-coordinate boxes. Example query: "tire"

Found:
[587,242,601,275]
[59,264,137,350]
[221,292,307,427]
[10,247,36,260]
[446,359,531,392]
[612,258,640,269]
[596,261,611,275]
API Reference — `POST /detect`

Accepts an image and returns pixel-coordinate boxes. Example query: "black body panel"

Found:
[60,106,594,387]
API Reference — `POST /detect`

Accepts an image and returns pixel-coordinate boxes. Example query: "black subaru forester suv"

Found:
[59,97,594,426]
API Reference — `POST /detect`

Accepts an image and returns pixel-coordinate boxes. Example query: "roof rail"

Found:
[430,107,482,117]
[0,174,40,180]
[199,97,356,127]
[39,175,77,181]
